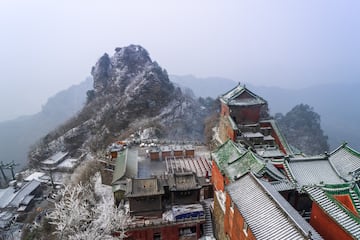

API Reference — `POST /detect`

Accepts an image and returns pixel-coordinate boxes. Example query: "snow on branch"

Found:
[48,181,128,239]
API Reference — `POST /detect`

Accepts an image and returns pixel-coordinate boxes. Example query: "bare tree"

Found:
[48,182,127,240]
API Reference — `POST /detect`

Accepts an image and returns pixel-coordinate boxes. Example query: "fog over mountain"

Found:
[0,78,92,171]
[0,72,357,172]
[2,1,360,123]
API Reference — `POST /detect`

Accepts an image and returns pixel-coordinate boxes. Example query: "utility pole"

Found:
[0,162,8,183]
[5,161,19,180]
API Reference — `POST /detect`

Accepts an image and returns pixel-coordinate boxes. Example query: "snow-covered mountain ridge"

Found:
[29,45,211,165]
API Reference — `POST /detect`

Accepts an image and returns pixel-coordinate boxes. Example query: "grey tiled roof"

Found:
[8,180,40,208]
[304,185,360,238]
[329,144,360,181]
[270,180,296,192]
[256,148,284,158]
[168,172,200,191]
[220,84,266,107]
[226,174,322,240]
[285,156,344,187]
[125,178,164,197]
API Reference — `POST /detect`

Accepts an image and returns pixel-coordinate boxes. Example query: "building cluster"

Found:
[211,84,360,240]
[99,144,214,240]
[101,83,360,240]
[0,150,86,235]
[40,151,86,172]
[0,175,43,229]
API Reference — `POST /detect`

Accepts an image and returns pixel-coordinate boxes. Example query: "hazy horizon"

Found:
[1,0,360,121]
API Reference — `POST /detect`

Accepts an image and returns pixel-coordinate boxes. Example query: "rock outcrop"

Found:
[29,45,211,165]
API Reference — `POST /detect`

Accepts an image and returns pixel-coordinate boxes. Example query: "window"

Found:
[153,232,161,240]
[179,226,196,236]
[243,221,248,236]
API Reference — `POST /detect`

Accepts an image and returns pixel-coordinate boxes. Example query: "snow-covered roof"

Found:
[8,180,40,208]
[220,84,267,107]
[263,135,275,141]
[24,172,45,182]
[304,184,360,238]
[256,148,284,158]
[172,145,184,151]
[226,173,322,240]
[284,156,344,188]
[242,132,264,138]
[184,145,195,151]
[42,151,68,165]
[213,140,263,180]
[165,157,212,177]
[57,158,78,169]
[329,143,360,181]
[269,180,296,192]
[168,172,200,191]
[112,149,128,184]
[0,187,16,209]
[20,195,34,206]
[126,178,164,197]
[261,119,293,156]
[160,146,171,152]
[0,211,15,229]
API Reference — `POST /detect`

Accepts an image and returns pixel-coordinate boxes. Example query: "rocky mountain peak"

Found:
[29,45,213,165]
[91,44,163,96]
[113,45,151,68]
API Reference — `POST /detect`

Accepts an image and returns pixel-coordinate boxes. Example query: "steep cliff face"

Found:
[29,45,210,165]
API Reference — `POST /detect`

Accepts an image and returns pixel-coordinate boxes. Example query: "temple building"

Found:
[211,84,360,240]
[218,84,292,165]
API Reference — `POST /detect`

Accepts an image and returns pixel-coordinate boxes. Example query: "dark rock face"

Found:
[29,45,211,165]
[91,45,174,115]
[91,53,111,94]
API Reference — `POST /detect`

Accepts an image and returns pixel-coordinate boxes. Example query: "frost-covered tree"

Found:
[48,183,127,240]
[275,104,329,155]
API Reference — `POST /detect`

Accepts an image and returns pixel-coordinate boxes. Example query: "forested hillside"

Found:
[275,104,329,155]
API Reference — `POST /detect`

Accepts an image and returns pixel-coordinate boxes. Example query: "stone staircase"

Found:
[201,199,214,237]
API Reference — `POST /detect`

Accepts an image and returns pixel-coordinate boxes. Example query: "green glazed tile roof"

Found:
[212,140,265,181]
[322,183,360,215]
[225,151,265,180]
[212,140,245,168]
[304,183,360,238]
[112,149,128,184]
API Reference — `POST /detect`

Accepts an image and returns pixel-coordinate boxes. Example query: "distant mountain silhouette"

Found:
[0,78,92,172]
[171,75,359,150]
[170,75,237,98]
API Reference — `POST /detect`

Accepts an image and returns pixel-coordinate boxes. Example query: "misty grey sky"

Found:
[1,0,359,121]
